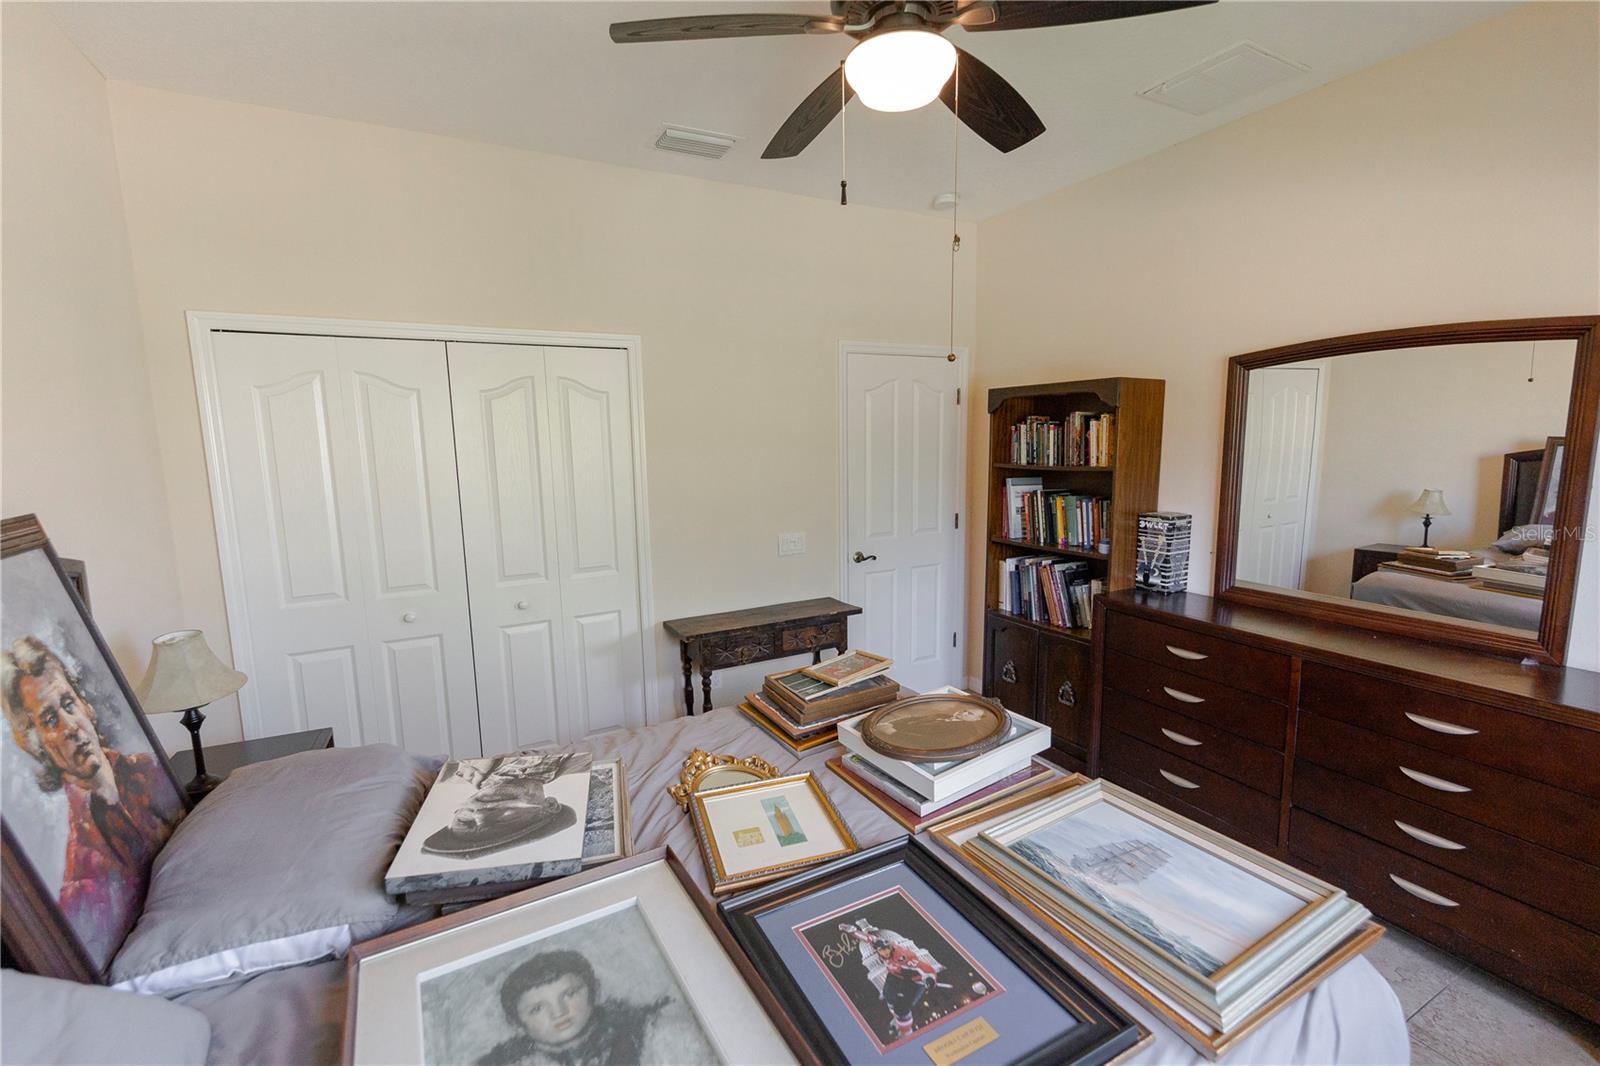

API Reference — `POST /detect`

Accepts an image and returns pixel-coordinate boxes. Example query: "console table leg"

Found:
[700,663,714,714]
[812,646,823,664]
[680,643,695,716]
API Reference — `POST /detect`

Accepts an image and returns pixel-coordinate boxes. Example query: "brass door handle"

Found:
[852,551,878,563]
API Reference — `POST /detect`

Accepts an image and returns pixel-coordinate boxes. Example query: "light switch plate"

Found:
[778,532,806,557]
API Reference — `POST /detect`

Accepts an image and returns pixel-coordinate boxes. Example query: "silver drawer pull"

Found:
[1161,728,1203,747]
[1159,769,1200,789]
[1404,712,1479,737]
[1162,686,1205,704]
[1388,874,1459,908]
[1394,820,1466,851]
[1165,645,1208,661]
[1399,766,1472,793]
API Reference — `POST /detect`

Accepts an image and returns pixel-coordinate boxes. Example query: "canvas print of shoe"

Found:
[794,886,1003,1053]
[1009,801,1302,975]
[762,796,808,846]
[417,902,718,1066]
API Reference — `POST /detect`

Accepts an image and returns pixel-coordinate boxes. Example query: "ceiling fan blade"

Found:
[609,13,843,44]
[763,67,856,158]
[941,48,1045,153]
[962,1,1214,32]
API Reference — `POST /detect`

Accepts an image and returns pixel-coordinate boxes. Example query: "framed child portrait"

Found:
[344,849,809,1065]
[719,836,1145,1066]
[1,514,189,982]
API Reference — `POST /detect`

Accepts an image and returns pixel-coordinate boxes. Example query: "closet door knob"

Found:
[515,600,530,610]
[401,612,417,623]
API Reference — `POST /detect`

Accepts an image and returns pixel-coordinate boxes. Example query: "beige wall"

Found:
[101,82,977,734]
[1301,340,1576,599]
[971,2,1600,673]
[0,8,193,752]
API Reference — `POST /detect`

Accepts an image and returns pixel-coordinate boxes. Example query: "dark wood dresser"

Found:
[1092,588,1600,1023]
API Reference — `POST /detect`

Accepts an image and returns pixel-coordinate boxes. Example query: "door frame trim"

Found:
[836,340,970,675]
[187,310,661,737]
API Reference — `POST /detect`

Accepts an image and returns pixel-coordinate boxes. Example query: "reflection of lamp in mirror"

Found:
[1409,489,1451,547]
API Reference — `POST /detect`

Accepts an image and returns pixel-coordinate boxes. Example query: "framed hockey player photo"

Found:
[720,837,1144,1066]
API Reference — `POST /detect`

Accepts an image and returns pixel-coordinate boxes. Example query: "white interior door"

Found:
[1237,366,1322,587]
[449,343,646,746]
[843,346,964,693]
[212,332,481,755]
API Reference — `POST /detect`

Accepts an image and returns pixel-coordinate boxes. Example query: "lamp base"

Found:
[185,773,223,802]
[180,705,220,802]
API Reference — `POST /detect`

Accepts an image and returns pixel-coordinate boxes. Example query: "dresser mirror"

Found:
[1215,317,1598,664]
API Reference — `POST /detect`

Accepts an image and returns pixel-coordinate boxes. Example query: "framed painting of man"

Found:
[1,514,188,982]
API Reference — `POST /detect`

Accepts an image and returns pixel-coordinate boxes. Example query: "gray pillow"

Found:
[1492,523,1553,554]
[110,744,436,996]
[1,969,211,1065]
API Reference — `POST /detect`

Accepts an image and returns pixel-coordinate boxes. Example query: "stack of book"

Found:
[1136,511,1192,593]
[739,651,900,752]
[1005,477,1110,552]
[1472,560,1547,597]
[1008,413,1115,467]
[830,687,1057,830]
[1379,547,1481,581]
[997,555,1100,628]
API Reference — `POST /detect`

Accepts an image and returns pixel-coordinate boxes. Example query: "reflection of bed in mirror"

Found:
[1350,447,1546,628]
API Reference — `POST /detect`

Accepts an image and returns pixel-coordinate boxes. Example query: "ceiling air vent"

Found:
[654,125,738,159]
[1138,42,1309,116]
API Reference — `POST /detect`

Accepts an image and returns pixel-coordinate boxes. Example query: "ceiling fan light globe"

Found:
[844,29,957,112]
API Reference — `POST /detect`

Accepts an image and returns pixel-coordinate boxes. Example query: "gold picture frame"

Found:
[688,773,858,896]
[666,748,781,810]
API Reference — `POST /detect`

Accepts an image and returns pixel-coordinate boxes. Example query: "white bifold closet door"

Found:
[211,332,482,755]
[447,343,647,750]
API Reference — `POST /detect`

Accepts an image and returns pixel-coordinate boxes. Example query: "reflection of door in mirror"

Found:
[1236,366,1323,587]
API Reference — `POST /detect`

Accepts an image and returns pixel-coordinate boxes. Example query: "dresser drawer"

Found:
[1300,663,1600,799]
[1100,727,1280,847]
[1290,810,1600,995]
[1102,688,1283,796]
[1298,713,1597,865]
[1293,761,1600,934]
[1104,611,1291,701]
[1103,649,1288,749]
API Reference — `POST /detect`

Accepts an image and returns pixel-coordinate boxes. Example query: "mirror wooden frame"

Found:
[1214,316,1599,665]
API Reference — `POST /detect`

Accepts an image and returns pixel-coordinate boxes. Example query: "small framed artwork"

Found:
[719,836,1145,1066]
[346,849,809,1065]
[688,773,858,896]
[1,515,188,982]
[579,759,630,867]
[1530,435,1567,527]
[801,649,892,687]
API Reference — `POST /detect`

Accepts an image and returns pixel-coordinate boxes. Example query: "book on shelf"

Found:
[997,555,1101,628]
[1008,412,1115,467]
[1004,477,1042,538]
[1005,481,1110,553]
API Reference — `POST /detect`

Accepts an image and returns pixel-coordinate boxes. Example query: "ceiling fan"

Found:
[610,2,1214,159]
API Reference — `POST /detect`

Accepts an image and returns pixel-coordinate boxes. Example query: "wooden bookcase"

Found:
[981,377,1164,770]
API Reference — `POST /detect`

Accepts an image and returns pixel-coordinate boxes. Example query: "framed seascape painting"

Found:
[687,773,858,896]
[345,849,806,1065]
[0,515,188,982]
[720,837,1144,1066]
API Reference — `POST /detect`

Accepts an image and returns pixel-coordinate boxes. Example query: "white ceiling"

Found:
[48,1,1511,219]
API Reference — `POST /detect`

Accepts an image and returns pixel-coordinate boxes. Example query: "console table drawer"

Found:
[1101,727,1279,846]
[700,628,777,666]
[1293,761,1600,933]
[1300,662,1600,799]
[1103,649,1288,749]
[1104,612,1291,700]
[1290,811,1600,995]
[780,622,844,654]
[1298,713,1597,865]
[1102,688,1283,796]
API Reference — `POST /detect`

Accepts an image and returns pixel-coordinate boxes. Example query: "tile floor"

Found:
[1363,927,1600,1065]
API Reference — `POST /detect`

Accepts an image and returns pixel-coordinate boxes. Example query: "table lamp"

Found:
[1408,489,1451,548]
[135,630,247,800]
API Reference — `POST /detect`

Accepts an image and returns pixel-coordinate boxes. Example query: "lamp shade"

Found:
[135,630,246,713]
[844,28,957,112]
[1409,489,1451,516]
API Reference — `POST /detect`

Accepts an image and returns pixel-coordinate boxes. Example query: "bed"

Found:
[175,708,1408,1066]
[1351,446,1549,630]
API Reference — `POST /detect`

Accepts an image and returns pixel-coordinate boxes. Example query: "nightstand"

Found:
[1350,543,1409,584]
[169,728,334,799]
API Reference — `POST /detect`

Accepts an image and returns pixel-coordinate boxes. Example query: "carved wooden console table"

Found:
[662,597,862,715]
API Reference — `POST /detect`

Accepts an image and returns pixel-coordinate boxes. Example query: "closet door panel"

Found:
[338,338,481,757]
[545,346,646,735]
[448,343,571,750]
[212,332,375,747]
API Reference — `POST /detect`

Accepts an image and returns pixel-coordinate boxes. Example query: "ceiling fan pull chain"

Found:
[839,61,849,206]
